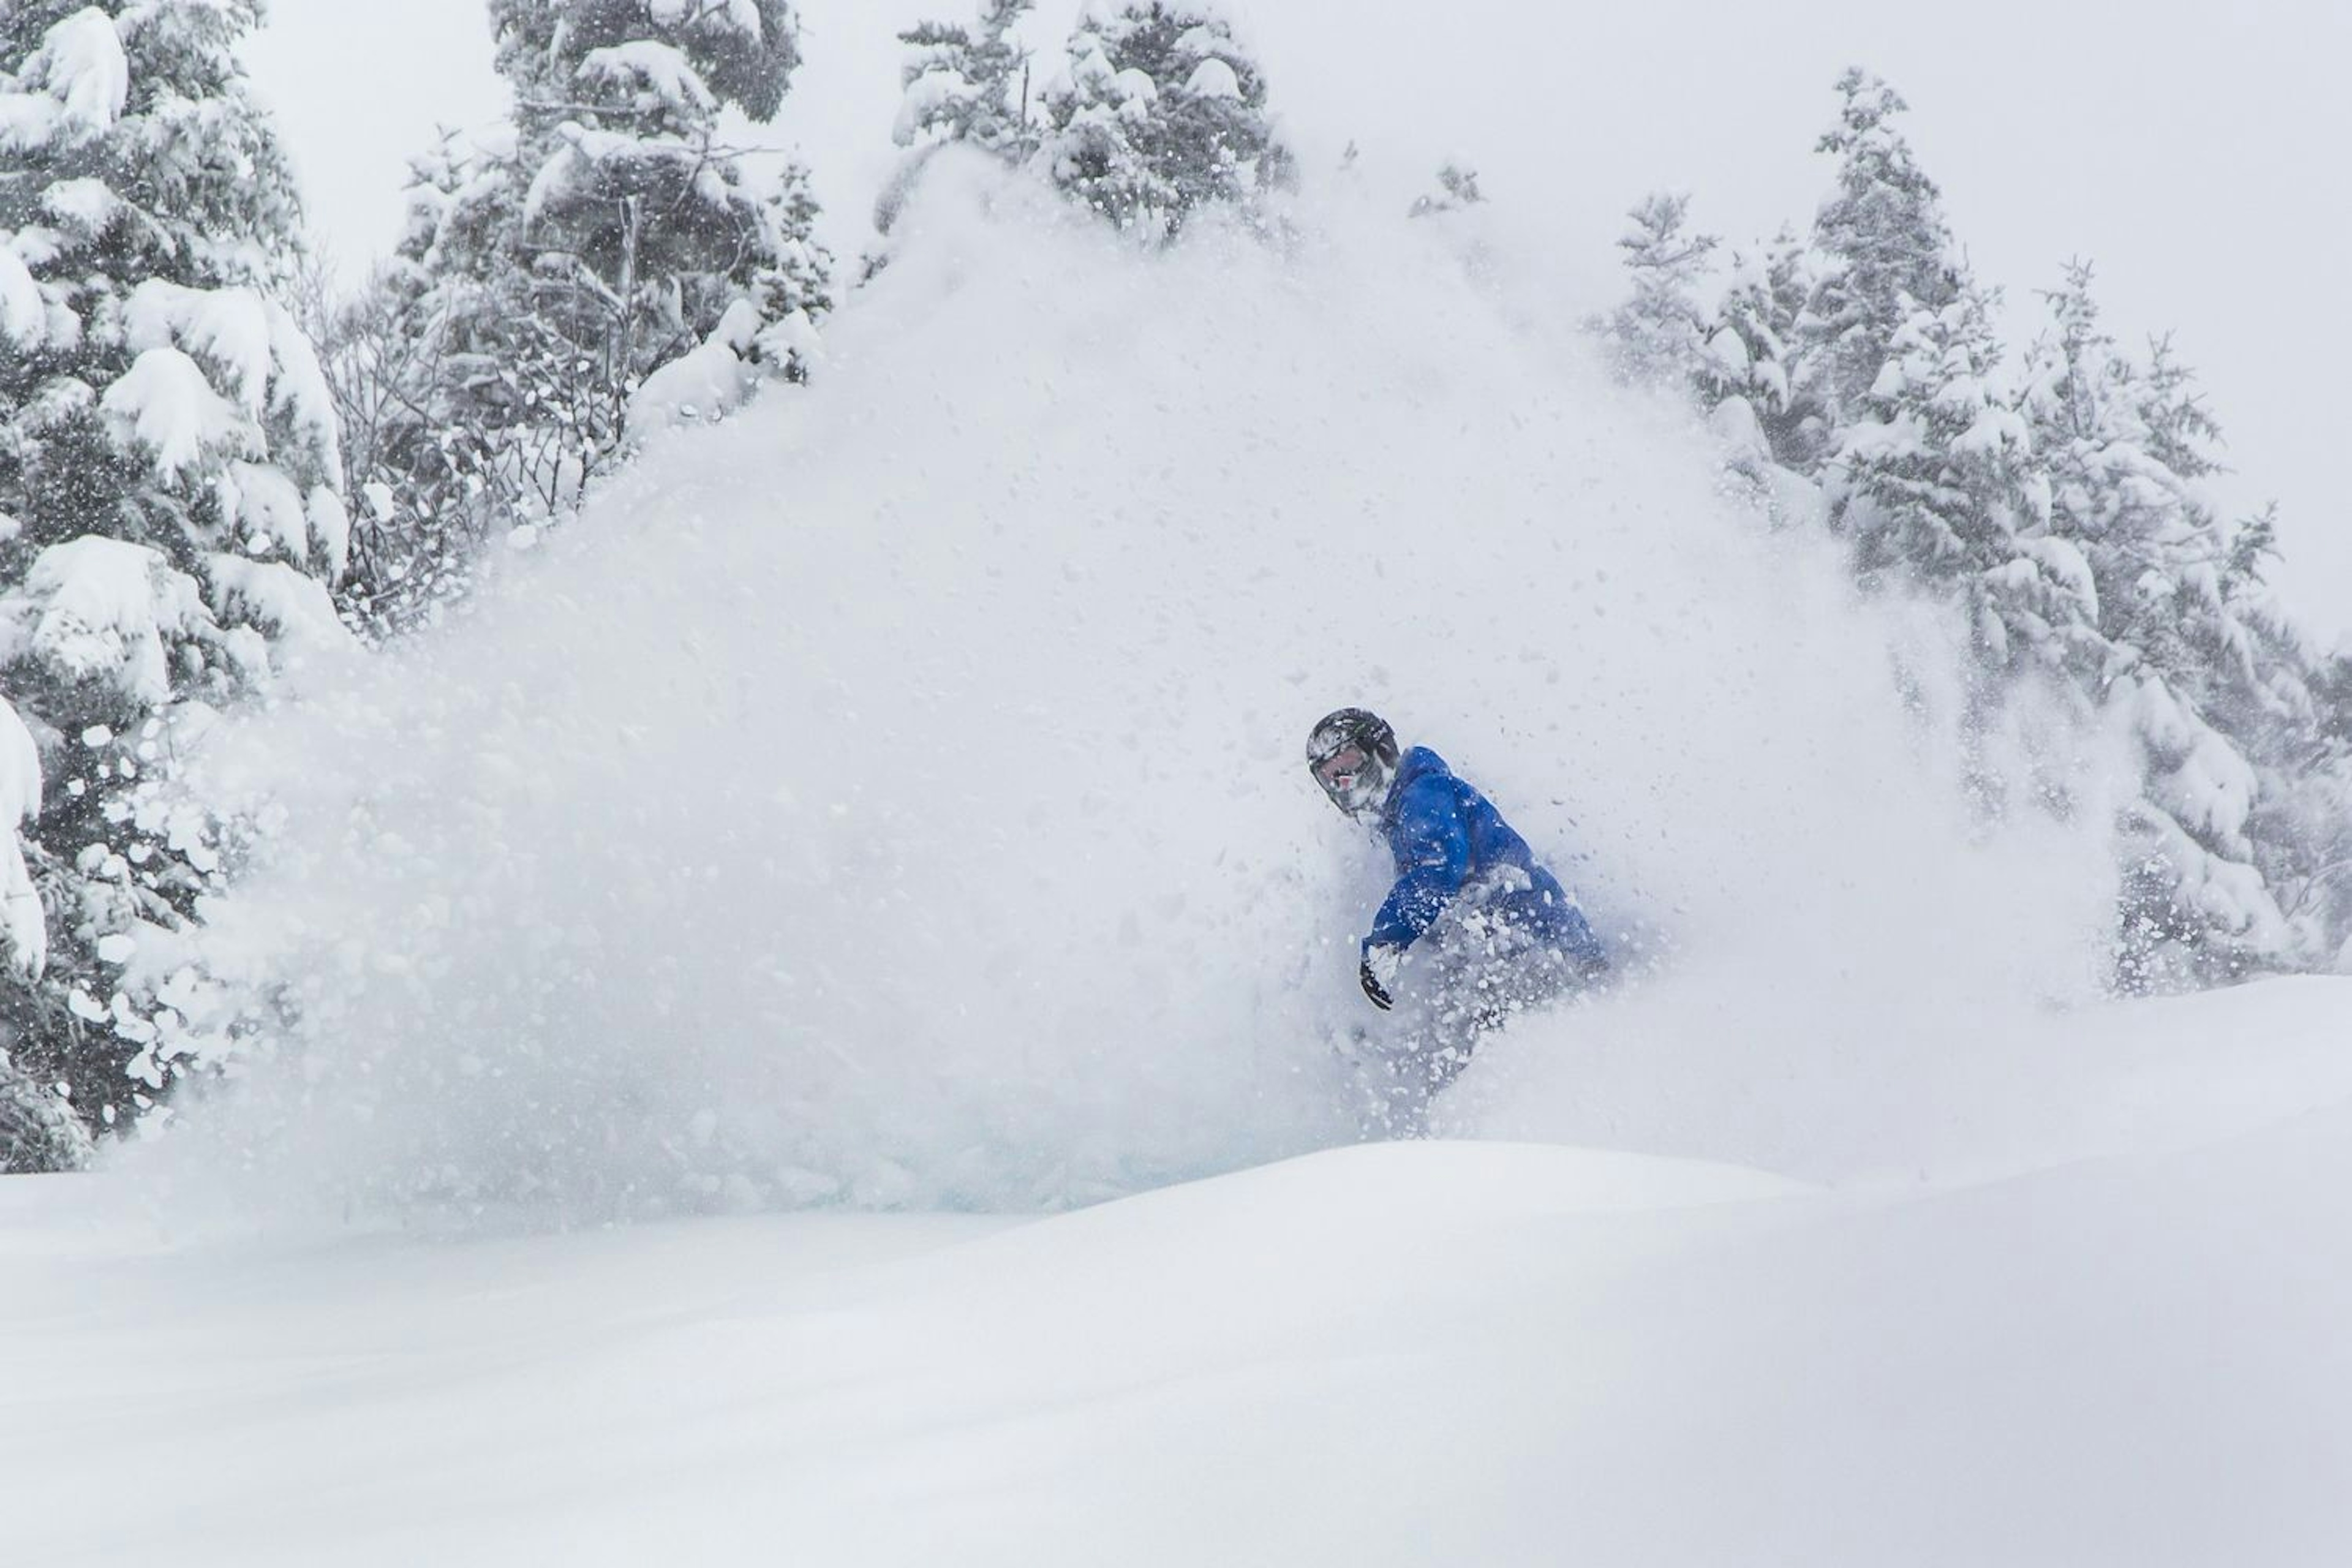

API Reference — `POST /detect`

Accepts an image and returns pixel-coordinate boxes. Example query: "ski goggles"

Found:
[1311,744,1370,791]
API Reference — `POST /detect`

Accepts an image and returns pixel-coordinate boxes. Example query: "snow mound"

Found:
[18,1001,2352,1568]
[155,160,2119,1221]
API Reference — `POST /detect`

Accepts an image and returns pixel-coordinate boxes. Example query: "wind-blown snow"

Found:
[153,157,2118,1219]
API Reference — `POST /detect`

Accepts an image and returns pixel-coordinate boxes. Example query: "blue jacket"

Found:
[1367,747,1606,968]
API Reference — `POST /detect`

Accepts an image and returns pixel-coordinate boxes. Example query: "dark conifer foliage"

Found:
[1604,69,2352,983]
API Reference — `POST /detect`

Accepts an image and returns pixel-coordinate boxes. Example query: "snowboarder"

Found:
[1306,708,1608,1104]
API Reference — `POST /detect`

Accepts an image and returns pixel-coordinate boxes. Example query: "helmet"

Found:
[1306,708,1399,818]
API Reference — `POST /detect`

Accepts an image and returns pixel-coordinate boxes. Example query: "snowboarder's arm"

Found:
[1365,782,1470,954]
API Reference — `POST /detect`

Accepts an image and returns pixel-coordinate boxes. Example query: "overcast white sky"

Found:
[244,0,2352,638]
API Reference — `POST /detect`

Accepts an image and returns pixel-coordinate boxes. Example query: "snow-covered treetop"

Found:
[1811,70,1955,290]
[483,0,818,315]
[1074,0,1243,36]
[1605,192,1720,389]
[578,39,720,118]
[894,0,1035,157]
[363,0,829,584]
[0,0,335,571]
[650,0,767,37]
[0,1,301,290]
[1804,68,1965,422]
[491,0,801,124]
[1039,0,1289,239]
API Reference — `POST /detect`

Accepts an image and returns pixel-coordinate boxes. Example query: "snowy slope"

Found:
[9,979,2352,1566]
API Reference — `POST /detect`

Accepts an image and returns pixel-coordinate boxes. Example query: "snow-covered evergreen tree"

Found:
[1037,2,1289,240]
[0,2,344,602]
[1798,70,1965,437]
[1698,231,1817,475]
[2019,265,2301,981]
[2232,590,2352,970]
[2276,642,2352,970]
[1594,66,2346,987]
[1832,284,2037,590]
[895,0,1037,160]
[870,0,1037,266]
[1791,78,2105,699]
[1603,192,1718,391]
[494,0,827,384]
[0,1,348,1148]
[2022,267,2218,680]
[348,0,832,630]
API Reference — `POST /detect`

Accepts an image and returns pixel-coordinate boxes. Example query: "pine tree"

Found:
[871,0,1038,257]
[1798,70,1964,433]
[1700,231,1817,472]
[1603,192,1718,391]
[349,0,832,630]
[494,0,826,370]
[2021,263,2300,982]
[0,2,344,587]
[1792,74,2102,690]
[0,1,347,1152]
[1836,284,2033,584]
[1826,273,2115,707]
[1632,66,2345,986]
[0,1046,89,1169]
[2234,589,2352,968]
[2022,268,2207,679]
[1038,2,1290,240]
[895,0,1037,159]
[2290,645,2352,968]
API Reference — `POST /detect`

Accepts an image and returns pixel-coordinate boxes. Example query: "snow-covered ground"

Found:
[9,979,2352,1567]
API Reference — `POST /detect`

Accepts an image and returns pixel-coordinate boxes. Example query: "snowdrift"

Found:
[14,977,2352,1566]
[154,157,2120,1217]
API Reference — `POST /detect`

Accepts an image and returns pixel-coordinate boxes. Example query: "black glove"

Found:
[1359,951,1396,1011]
